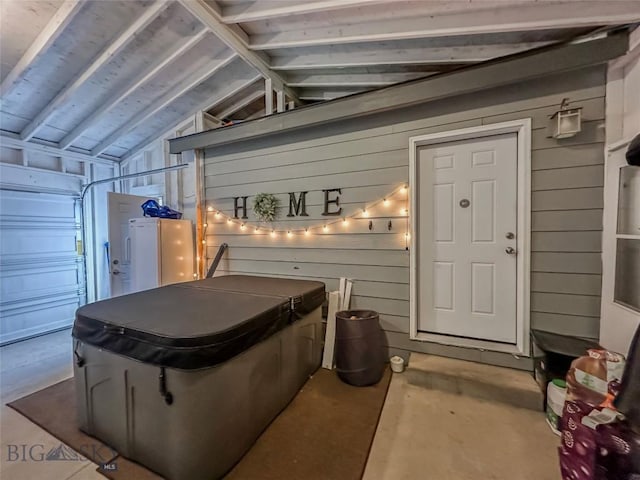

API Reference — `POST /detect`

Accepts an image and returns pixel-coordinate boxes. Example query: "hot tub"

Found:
[72,275,325,480]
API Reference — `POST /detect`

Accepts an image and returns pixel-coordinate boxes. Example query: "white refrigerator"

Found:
[129,217,194,293]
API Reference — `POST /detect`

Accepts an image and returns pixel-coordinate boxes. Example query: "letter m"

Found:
[287,192,308,217]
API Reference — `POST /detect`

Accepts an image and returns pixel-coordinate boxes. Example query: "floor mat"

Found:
[8,368,391,479]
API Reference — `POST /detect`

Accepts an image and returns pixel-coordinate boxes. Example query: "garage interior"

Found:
[1,1,640,479]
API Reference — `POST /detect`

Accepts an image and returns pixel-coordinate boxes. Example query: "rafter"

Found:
[58,29,210,150]
[177,0,298,102]
[219,0,389,23]
[91,54,238,157]
[298,87,368,101]
[216,90,265,119]
[0,132,116,166]
[249,1,640,50]
[20,1,168,142]
[1,0,84,99]
[269,43,548,70]
[286,72,430,87]
[120,74,262,162]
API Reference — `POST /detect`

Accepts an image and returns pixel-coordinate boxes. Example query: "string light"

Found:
[201,240,206,245]
[203,185,409,241]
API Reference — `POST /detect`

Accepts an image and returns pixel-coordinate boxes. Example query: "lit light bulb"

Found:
[287,230,292,237]
[193,273,198,278]
[362,209,369,218]
[240,223,246,230]
[203,223,208,228]
[405,232,411,240]
[342,218,348,226]
[323,225,328,232]
[401,185,408,193]
[304,228,310,236]
[197,256,201,261]
[227,218,232,223]
[271,230,276,237]
[400,208,408,215]
[383,198,390,206]
[254,227,260,234]
[215,211,221,218]
[201,240,206,245]
[207,206,214,212]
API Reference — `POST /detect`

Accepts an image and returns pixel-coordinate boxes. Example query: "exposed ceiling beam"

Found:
[219,0,388,23]
[286,72,432,87]
[0,0,84,99]
[58,29,210,150]
[298,87,369,101]
[19,1,168,142]
[169,31,629,154]
[216,90,265,119]
[269,43,548,70]
[201,74,263,114]
[0,133,117,166]
[91,54,238,157]
[177,0,298,102]
[120,74,262,162]
[249,2,640,49]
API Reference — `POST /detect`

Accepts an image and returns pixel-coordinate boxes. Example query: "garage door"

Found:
[0,189,82,345]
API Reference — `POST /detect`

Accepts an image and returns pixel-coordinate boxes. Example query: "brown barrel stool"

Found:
[335,310,386,386]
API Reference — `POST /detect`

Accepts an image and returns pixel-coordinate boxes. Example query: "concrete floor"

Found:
[0,330,561,479]
[364,354,561,480]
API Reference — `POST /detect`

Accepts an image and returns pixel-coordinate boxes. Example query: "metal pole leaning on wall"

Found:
[79,163,189,305]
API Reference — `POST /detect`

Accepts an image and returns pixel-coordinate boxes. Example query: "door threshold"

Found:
[413,331,526,356]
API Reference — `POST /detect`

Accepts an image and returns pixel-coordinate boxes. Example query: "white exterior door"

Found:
[417,133,518,344]
[107,192,154,297]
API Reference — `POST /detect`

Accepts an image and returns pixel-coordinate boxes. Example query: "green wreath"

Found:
[253,193,279,222]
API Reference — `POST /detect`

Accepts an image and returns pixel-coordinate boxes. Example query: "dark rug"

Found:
[7,368,391,480]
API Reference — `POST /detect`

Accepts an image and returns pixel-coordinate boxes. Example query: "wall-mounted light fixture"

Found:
[548,98,582,139]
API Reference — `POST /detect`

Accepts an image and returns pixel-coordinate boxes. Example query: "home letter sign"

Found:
[287,192,308,217]
[322,188,342,216]
[233,196,249,219]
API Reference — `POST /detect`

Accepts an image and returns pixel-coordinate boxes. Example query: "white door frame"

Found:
[409,119,532,356]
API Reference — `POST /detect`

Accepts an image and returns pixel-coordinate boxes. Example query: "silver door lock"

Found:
[459,199,470,208]
[505,247,516,255]
[505,232,515,239]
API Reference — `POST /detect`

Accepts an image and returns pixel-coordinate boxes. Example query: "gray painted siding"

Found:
[204,65,605,364]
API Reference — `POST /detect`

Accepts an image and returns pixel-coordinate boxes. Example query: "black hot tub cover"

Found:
[72,275,325,370]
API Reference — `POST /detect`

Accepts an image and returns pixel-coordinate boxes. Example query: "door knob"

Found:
[505,247,516,255]
[112,270,121,275]
[505,232,515,239]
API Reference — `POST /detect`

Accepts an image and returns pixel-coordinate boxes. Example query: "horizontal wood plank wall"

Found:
[204,66,606,365]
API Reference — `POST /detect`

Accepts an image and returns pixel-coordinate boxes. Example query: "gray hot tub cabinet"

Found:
[72,275,325,480]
